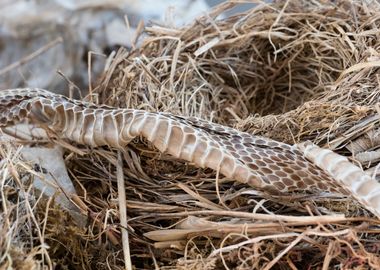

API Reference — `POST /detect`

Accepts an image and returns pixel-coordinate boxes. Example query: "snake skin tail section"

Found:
[298,141,380,218]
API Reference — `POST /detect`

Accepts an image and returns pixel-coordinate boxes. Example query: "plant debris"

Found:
[2,0,380,269]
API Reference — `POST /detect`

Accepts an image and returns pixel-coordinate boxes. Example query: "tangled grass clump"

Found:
[3,1,380,269]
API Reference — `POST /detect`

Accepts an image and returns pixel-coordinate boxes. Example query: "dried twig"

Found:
[117,151,132,270]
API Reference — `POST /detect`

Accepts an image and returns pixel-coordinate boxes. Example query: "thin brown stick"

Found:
[117,151,132,270]
[0,37,63,76]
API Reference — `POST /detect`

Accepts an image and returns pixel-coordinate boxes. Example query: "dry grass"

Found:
[2,0,380,269]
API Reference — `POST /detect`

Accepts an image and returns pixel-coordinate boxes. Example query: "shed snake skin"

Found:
[1,88,380,218]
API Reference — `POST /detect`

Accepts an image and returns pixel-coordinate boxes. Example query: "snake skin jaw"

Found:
[1,88,380,218]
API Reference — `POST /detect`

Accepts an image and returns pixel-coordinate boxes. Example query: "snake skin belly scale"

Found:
[1,88,380,218]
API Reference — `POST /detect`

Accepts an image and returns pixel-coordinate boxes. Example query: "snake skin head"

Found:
[0,89,56,124]
[0,93,32,126]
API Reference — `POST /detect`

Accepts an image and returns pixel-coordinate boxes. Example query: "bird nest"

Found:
[2,0,380,269]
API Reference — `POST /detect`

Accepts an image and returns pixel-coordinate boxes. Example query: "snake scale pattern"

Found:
[1,88,380,218]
